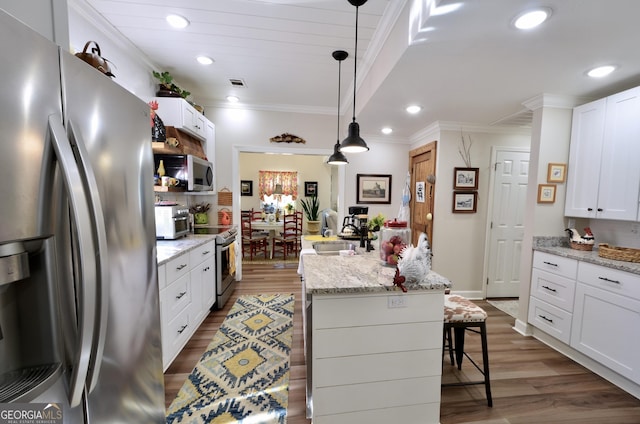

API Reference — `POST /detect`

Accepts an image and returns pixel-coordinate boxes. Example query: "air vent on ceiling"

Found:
[229,78,246,88]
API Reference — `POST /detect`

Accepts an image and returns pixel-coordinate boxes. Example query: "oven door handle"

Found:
[219,241,235,252]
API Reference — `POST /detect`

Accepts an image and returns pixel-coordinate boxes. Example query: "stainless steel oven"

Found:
[194,226,238,309]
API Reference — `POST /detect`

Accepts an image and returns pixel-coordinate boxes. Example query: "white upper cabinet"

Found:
[152,97,209,141]
[565,86,640,221]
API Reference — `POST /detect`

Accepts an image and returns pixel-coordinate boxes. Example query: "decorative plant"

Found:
[368,213,385,231]
[284,202,295,214]
[299,196,319,221]
[189,202,210,214]
[152,70,191,99]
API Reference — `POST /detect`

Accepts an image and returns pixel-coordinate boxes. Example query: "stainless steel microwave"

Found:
[154,154,214,191]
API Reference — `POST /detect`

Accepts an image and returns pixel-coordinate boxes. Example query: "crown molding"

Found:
[202,99,334,115]
[410,120,531,143]
[522,93,592,111]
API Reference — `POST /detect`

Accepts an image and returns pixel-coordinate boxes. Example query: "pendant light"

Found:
[327,50,349,165]
[340,0,369,153]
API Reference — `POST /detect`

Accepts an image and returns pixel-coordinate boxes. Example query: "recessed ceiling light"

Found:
[226,95,239,103]
[587,65,616,78]
[196,56,213,65]
[166,14,189,29]
[513,8,551,30]
[406,105,422,114]
[381,127,393,135]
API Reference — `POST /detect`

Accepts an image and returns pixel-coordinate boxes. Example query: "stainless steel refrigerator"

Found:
[0,9,165,423]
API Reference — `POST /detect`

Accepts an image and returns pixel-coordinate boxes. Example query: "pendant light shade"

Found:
[340,0,369,153]
[327,49,349,165]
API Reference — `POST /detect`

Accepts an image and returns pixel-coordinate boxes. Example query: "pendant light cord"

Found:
[352,5,359,123]
[337,58,342,142]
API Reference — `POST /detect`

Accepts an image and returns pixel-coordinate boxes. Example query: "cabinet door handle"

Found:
[587,208,593,211]
[598,276,621,284]
[538,315,553,323]
[202,250,211,255]
[542,285,557,292]
[597,208,603,212]
[176,264,187,271]
[543,261,558,267]
[176,291,187,299]
[203,266,210,272]
[177,324,188,334]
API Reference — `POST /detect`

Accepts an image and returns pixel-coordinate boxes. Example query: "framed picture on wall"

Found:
[304,181,318,197]
[453,167,479,190]
[356,174,392,204]
[452,191,477,213]
[240,180,253,196]
[537,184,556,203]
[547,163,566,183]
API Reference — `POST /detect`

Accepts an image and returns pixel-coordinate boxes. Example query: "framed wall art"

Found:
[547,163,566,183]
[356,174,392,204]
[537,184,556,203]
[453,167,479,190]
[240,180,253,196]
[304,181,318,197]
[452,191,477,213]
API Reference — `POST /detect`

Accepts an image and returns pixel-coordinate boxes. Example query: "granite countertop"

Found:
[533,236,640,275]
[156,234,218,265]
[301,236,451,295]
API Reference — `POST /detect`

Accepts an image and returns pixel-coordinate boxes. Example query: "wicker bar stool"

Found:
[442,294,493,407]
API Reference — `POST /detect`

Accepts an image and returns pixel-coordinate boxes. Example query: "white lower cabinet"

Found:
[310,291,443,424]
[529,251,640,386]
[159,240,216,371]
[571,262,640,384]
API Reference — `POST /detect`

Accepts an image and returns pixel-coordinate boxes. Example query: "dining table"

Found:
[251,219,284,258]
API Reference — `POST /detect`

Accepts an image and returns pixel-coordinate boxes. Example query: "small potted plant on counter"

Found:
[300,195,320,234]
[190,202,210,225]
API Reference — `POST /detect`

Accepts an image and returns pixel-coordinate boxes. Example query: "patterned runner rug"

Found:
[166,294,295,424]
[487,299,519,318]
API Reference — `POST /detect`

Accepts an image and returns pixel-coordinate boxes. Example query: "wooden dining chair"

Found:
[272,213,300,259]
[240,211,268,260]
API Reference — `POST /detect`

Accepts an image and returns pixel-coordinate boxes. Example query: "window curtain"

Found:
[258,171,298,199]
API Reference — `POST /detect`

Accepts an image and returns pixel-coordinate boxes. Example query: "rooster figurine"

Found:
[396,232,432,284]
[565,228,595,245]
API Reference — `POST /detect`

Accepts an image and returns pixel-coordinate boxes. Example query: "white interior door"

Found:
[486,149,530,298]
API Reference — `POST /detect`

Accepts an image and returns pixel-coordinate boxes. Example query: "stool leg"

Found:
[447,327,454,365]
[480,321,493,407]
[453,327,465,370]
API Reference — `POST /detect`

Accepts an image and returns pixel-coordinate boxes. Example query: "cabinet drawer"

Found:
[163,307,192,367]
[532,251,577,280]
[313,292,443,328]
[530,268,576,312]
[164,273,191,320]
[166,253,190,283]
[190,240,215,265]
[577,261,640,301]
[528,296,572,344]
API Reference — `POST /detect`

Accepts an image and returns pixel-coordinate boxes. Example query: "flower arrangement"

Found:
[284,202,295,214]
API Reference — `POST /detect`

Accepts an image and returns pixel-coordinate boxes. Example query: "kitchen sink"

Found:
[312,241,357,255]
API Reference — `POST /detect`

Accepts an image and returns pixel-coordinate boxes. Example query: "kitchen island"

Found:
[301,238,451,424]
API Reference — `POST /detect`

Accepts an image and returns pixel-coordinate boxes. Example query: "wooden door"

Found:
[409,142,437,247]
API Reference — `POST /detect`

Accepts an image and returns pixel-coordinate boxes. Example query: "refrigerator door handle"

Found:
[47,115,98,408]
[66,121,110,394]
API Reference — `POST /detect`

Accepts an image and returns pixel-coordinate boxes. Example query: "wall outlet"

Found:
[388,295,407,308]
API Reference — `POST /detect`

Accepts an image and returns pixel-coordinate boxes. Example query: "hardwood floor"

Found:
[164,262,640,423]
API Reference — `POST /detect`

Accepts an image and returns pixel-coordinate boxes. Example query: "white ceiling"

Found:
[82,0,640,140]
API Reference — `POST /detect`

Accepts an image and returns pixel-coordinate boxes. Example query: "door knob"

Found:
[426,213,433,221]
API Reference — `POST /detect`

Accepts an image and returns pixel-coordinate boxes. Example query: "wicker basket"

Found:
[598,243,640,263]
[570,241,593,251]
[218,188,232,206]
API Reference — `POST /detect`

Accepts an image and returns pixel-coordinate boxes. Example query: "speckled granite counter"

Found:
[301,236,451,294]
[156,234,217,265]
[533,236,640,275]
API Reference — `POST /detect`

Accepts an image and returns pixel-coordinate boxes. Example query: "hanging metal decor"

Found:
[269,133,306,144]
